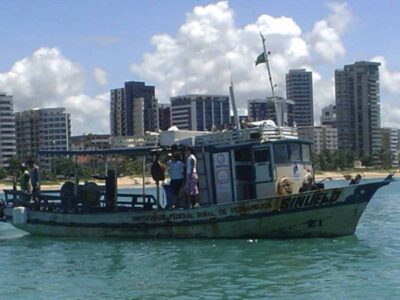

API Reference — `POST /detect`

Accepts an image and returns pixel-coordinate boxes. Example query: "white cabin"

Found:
[192,126,313,205]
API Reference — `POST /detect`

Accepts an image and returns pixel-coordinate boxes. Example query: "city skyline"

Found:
[1,1,400,135]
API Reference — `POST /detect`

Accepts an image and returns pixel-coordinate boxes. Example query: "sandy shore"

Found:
[0,176,157,191]
[0,171,393,191]
[315,170,393,181]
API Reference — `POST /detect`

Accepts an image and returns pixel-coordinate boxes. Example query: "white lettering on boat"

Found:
[280,190,341,210]
[130,190,342,223]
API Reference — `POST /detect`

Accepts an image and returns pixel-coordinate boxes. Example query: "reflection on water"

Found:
[0,181,400,299]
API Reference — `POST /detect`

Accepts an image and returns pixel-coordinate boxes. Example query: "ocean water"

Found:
[0,180,400,299]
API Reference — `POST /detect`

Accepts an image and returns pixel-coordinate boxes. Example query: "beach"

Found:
[314,170,393,181]
[0,176,157,191]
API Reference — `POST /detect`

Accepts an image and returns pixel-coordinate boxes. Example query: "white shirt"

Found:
[167,160,184,180]
[186,154,197,175]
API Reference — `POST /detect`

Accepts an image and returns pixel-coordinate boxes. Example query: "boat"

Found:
[0,123,394,238]
[0,34,393,238]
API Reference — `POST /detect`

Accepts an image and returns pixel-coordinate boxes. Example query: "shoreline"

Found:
[314,170,393,181]
[0,170,393,191]
[0,176,157,191]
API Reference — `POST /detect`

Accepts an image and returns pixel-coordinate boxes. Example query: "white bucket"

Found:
[13,207,28,224]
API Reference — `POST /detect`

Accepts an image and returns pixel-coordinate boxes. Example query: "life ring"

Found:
[277,177,294,195]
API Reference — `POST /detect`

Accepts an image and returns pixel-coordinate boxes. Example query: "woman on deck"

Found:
[185,147,199,208]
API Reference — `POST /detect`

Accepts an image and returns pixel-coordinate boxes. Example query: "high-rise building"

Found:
[297,125,338,154]
[320,104,336,126]
[0,93,16,168]
[110,81,158,137]
[110,88,125,137]
[171,94,230,131]
[381,127,399,167]
[335,61,381,159]
[158,103,171,131]
[247,97,294,127]
[15,107,71,169]
[286,69,314,126]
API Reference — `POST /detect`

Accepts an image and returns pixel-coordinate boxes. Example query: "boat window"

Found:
[234,148,252,161]
[274,144,289,163]
[301,144,311,162]
[236,166,253,180]
[289,143,301,161]
[254,149,270,163]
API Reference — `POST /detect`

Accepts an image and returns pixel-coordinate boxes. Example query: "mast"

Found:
[260,33,282,127]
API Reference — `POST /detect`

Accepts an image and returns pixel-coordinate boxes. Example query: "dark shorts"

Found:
[170,179,184,195]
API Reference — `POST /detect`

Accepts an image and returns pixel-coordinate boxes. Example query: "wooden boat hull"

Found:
[3,181,389,238]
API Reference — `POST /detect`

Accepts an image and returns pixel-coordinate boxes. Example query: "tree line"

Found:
[313,148,395,171]
[0,156,144,181]
[0,147,396,180]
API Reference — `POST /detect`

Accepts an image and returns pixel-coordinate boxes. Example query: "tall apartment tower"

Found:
[381,128,399,167]
[286,69,314,126]
[171,94,230,131]
[158,103,171,131]
[335,61,381,158]
[110,88,125,136]
[110,81,158,137]
[15,107,71,168]
[0,93,16,168]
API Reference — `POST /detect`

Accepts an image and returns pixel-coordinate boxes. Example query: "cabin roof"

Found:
[203,138,312,151]
[38,146,158,157]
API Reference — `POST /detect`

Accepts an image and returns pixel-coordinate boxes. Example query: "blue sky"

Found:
[1,0,400,134]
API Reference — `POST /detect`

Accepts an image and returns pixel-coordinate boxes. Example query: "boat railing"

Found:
[2,189,158,212]
[115,193,157,210]
[194,126,298,147]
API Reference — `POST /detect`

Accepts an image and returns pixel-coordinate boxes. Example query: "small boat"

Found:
[0,124,394,238]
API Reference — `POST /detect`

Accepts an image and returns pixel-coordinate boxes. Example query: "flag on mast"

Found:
[255,52,265,66]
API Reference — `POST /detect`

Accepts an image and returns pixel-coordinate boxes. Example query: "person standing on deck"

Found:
[185,146,199,208]
[166,153,184,208]
[17,163,31,205]
[27,159,41,208]
[18,163,31,193]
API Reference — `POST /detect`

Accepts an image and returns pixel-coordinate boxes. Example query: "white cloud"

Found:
[245,14,302,36]
[0,48,84,108]
[373,56,400,94]
[312,71,335,124]
[131,0,353,127]
[0,47,109,135]
[327,2,353,34]
[93,67,108,86]
[308,2,352,63]
[131,1,315,107]
[64,93,109,134]
[372,55,400,128]
[309,20,345,63]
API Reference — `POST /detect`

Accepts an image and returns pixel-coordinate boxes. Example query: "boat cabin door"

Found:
[253,146,275,198]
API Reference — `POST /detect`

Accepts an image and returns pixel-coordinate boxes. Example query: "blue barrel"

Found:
[163,184,174,209]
